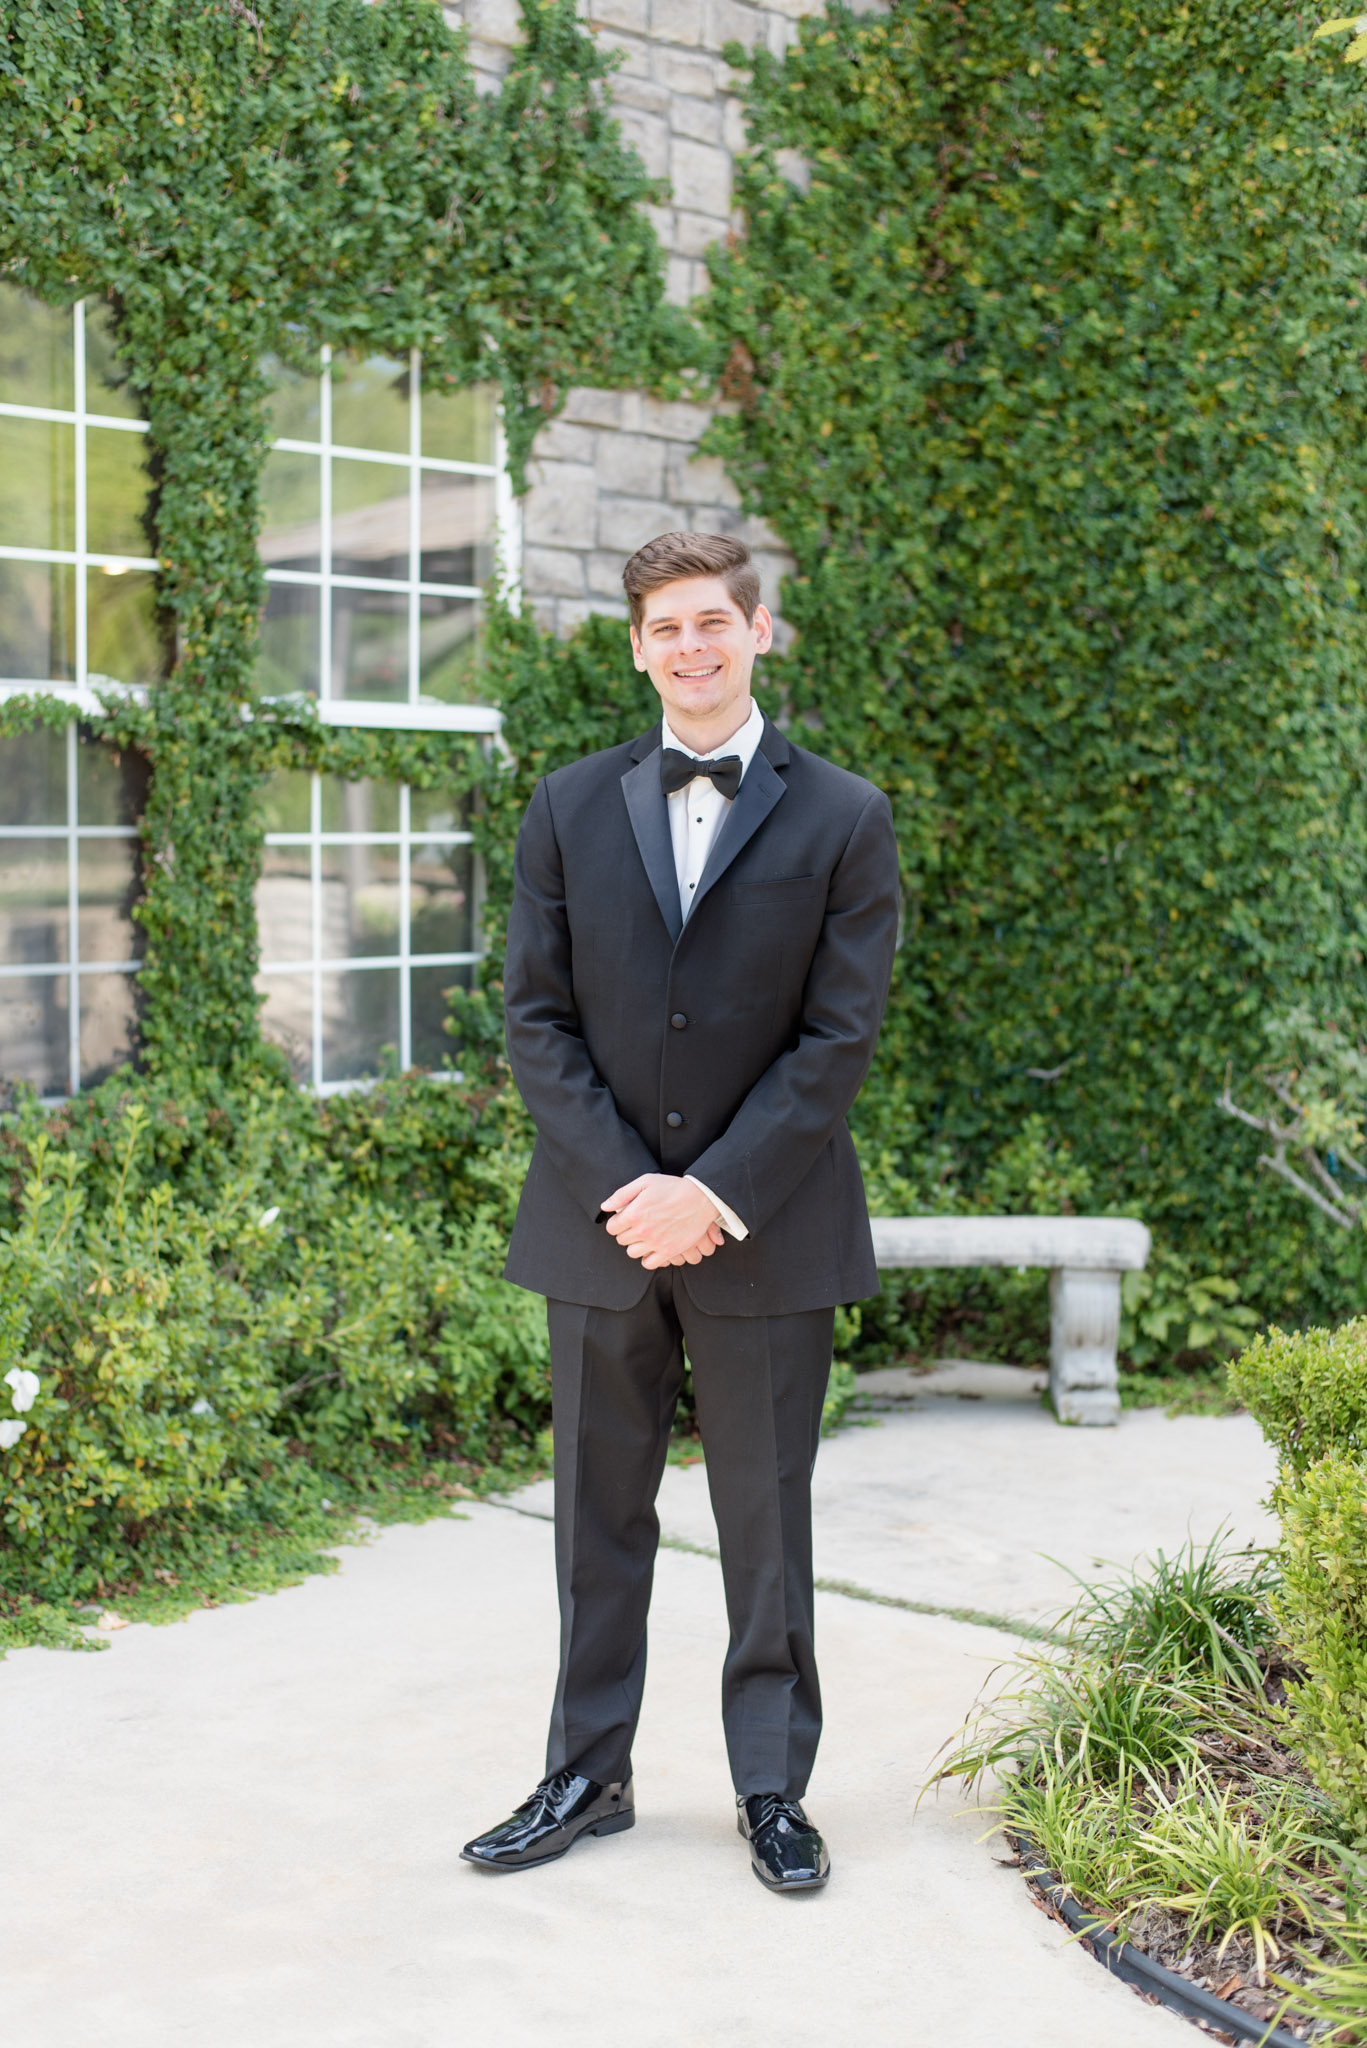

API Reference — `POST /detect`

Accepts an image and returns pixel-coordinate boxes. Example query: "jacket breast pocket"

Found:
[728,874,825,908]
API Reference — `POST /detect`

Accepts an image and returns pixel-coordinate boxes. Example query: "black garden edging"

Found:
[1009,1833,1305,2048]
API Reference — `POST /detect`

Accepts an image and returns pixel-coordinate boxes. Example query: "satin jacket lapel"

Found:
[621,750,683,944]
[687,745,786,922]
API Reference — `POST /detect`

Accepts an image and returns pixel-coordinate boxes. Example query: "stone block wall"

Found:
[442,0,812,638]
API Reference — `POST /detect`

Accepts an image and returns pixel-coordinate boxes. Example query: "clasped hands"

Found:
[601,1173,725,1270]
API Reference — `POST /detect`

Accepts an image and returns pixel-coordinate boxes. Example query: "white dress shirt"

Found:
[661,700,765,1243]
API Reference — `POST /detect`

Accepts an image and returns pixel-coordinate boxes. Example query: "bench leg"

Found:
[1049,1267,1121,1426]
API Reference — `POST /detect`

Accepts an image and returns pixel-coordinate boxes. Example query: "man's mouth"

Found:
[673,664,722,680]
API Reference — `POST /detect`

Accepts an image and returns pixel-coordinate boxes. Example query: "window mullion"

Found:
[494,406,521,616]
[399,781,412,1071]
[319,345,332,704]
[310,770,323,1089]
[66,719,80,1095]
[74,299,88,686]
[409,346,421,709]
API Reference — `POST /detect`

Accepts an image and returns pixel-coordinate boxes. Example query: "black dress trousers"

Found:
[544,1269,834,1801]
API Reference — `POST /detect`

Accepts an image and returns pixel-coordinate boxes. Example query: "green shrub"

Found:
[1274,1451,1367,1841]
[1064,1533,1279,1693]
[1230,1320,1367,1476]
[0,1071,549,1602]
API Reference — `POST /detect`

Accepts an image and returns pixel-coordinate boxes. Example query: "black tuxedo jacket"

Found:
[501,715,900,1316]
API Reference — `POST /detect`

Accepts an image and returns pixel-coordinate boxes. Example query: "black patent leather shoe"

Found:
[738,1792,830,1892]
[461,1771,634,1871]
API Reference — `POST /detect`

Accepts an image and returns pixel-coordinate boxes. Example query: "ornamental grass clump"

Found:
[935,1536,1347,2005]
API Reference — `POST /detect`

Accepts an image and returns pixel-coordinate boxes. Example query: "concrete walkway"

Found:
[2,1366,1278,2048]
[513,1358,1279,1626]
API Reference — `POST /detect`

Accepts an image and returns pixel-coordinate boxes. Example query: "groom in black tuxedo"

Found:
[463,531,900,1891]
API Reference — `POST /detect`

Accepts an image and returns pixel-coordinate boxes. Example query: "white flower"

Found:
[259,1206,280,1228]
[190,1397,215,1417]
[0,1419,28,1450]
[4,1367,40,1413]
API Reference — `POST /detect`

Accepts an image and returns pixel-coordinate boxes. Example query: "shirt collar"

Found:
[660,698,765,777]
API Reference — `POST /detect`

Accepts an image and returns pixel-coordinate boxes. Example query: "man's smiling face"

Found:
[629,574,774,747]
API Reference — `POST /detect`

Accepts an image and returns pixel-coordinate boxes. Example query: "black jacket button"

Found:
[665,1111,684,1129]
[670,1012,687,1030]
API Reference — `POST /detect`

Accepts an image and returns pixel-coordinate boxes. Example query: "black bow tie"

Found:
[660,747,744,801]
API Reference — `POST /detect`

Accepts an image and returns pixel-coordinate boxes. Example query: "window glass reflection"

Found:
[419,472,493,587]
[87,568,165,686]
[411,961,471,1068]
[84,302,142,421]
[260,451,321,572]
[331,587,406,700]
[412,842,474,956]
[319,777,400,835]
[418,593,481,704]
[331,457,408,580]
[76,839,142,964]
[78,971,139,1088]
[331,353,409,455]
[320,965,401,1082]
[85,426,154,557]
[0,730,66,828]
[321,841,402,959]
[0,562,76,684]
[263,351,322,443]
[257,845,312,967]
[0,416,75,551]
[77,735,148,829]
[410,785,470,836]
[421,380,495,465]
[0,975,67,1096]
[259,769,313,836]
[0,838,68,966]
[0,285,74,411]
[257,582,320,698]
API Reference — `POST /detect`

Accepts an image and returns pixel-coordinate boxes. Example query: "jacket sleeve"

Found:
[503,775,660,1220]
[682,786,900,1236]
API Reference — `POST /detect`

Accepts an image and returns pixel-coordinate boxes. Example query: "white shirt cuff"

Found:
[685,1175,749,1241]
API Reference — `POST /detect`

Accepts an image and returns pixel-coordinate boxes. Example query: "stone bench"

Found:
[868,1216,1153,1426]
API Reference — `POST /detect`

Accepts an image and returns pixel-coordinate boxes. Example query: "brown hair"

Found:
[621,531,761,630]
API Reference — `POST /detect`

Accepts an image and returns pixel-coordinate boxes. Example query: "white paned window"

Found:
[0,286,165,706]
[0,723,147,1098]
[0,289,505,1097]
[256,769,479,1092]
[257,345,515,736]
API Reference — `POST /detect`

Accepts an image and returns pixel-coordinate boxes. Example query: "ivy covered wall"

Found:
[0,0,690,1076]
[486,0,1367,1322]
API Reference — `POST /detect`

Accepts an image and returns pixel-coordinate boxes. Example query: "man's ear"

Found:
[753,604,775,656]
[629,623,648,673]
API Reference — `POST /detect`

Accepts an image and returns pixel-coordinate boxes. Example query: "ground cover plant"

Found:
[0,1011,555,1639]
[931,1315,1367,2041]
[936,1536,1354,2037]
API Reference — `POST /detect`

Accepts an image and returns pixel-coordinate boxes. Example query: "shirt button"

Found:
[670,1013,687,1030]
[665,1111,684,1129]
